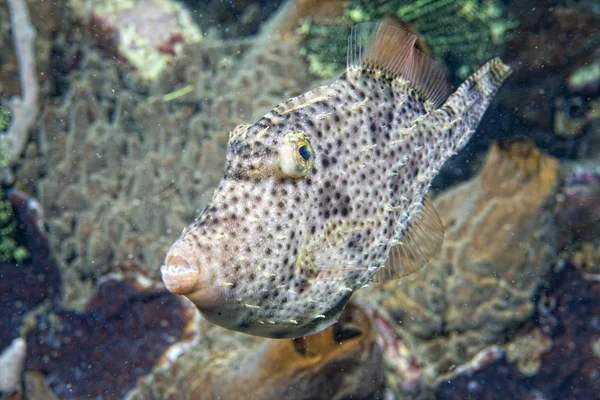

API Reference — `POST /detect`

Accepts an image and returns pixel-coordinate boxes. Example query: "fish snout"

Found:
[161,239,225,311]
[161,242,201,295]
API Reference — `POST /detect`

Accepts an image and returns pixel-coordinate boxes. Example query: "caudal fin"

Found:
[443,58,512,153]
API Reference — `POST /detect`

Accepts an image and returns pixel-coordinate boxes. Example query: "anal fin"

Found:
[372,194,444,283]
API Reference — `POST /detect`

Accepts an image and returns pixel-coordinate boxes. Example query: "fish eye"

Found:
[279,134,314,178]
[298,144,312,161]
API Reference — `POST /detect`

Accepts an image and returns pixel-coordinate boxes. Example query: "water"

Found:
[0,0,598,398]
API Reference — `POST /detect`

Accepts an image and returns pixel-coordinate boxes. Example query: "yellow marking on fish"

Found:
[249,165,265,178]
[276,235,288,240]
[317,112,332,120]
[245,303,261,309]
[384,204,404,212]
[351,98,369,111]
[215,234,226,240]
[256,126,270,139]
[287,319,298,325]
[219,282,234,287]
[360,144,377,152]
[280,95,331,115]
[294,229,311,270]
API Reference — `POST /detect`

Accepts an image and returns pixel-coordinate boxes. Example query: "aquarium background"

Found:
[0,0,598,398]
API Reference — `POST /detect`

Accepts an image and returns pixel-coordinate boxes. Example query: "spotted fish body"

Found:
[162,23,511,338]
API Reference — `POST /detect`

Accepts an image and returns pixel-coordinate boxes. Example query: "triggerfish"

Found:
[161,22,511,338]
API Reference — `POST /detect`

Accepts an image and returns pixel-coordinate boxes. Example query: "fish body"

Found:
[161,23,511,338]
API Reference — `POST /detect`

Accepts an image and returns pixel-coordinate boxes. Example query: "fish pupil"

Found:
[298,145,312,161]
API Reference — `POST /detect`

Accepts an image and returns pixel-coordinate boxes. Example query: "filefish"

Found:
[161,22,511,338]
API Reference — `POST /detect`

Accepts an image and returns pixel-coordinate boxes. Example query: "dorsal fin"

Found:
[372,194,445,283]
[347,22,451,108]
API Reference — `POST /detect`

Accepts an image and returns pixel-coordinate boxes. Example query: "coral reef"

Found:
[299,0,514,78]
[0,0,68,99]
[126,303,383,400]
[555,162,600,242]
[71,0,202,80]
[436,265,600,399]
[496,0,600,157]
[356,139,560,393]
[0,190,61,350]
[0,188,202,400]
[25,273,200,399]
[16,3,312,308]
[1,0,38,165]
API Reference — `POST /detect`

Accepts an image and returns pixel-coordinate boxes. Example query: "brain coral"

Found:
[356,139,560,385]
[16,12,311,308]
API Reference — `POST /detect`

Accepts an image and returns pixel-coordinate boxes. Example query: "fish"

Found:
[161,22,511,339]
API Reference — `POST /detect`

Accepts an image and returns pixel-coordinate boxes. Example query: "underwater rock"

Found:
[16,1,312,308]
[436,265,600,399]
[70,0,202,81]
[496,1,600,157]
[127,303,383,400]
[0,190,60,352]
[0,338,26,395]
[555,162,600,242]
[356,139,560,391]
[25,273,200,399]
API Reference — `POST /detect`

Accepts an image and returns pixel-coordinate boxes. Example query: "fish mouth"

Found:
[161,252,201,295]
[161,242,226,311]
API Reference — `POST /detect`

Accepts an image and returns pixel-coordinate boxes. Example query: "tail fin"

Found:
[443,58,512,153]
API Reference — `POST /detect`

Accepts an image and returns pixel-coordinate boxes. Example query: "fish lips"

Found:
[161,244,229,312]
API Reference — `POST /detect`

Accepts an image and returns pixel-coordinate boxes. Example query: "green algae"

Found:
[300,0,517,79]
[0,106,29,264]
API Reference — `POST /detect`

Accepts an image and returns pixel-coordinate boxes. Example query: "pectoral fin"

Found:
[372,194,444,283]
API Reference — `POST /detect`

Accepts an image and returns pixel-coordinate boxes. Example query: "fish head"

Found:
[161,120,350,337]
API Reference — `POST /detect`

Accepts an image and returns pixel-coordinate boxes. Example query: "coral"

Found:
[0,190,61,350]
[1,0,38,165]
[0,338,26,395]
[356,139,560,392]
[436,265,600,399]
[0,188,28,264]
[0,0,69,101]
[16,4,312,308]
[71,0,202,81]
[0,108,10,132]
[555,162,600,241]
[299,0,515,78]
[25,273,200,399]
[496,2,600,153]
[126,303,383,399]
[567,59,600,96]
[505,328,553,376]
[553,96,600,139]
